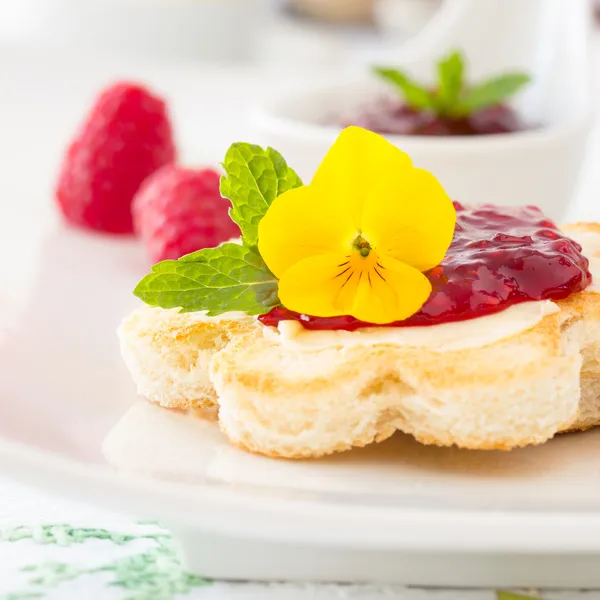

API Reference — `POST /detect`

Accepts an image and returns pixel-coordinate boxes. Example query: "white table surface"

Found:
[1,36,600,598]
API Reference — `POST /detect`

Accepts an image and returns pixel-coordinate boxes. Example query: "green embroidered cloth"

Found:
[0,478,588,600]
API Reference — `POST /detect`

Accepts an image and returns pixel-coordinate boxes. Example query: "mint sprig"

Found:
[436,50,464,112]
[134,142,304,316]
[133,243,279,315]
[455,73,532,115]
[374,49,531,118]
[221,143,303,248]
[372,67,435,112]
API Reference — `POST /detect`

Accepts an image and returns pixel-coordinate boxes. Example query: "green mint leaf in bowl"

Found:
[436,49,465,113]
[372,67,435,112]
[221,143,303,248]
[133,243,280,315]
[455,73,532,116]
[363,49,532,136]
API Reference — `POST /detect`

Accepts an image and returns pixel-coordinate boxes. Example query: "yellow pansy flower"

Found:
[258,127,456,325]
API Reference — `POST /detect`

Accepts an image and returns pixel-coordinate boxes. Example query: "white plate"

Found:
[3,54,600,587]
[7,221,600,586]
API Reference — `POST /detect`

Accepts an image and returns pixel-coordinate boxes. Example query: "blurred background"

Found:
[0,0,443,67]
[0,0,598,232]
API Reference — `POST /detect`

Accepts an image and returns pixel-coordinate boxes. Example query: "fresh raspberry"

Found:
[132,165,240,262]
[56,82,176,234]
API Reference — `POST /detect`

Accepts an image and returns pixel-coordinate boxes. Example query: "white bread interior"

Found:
[118,306,259,409]
[560,223,600,432]
[118,224,600,458]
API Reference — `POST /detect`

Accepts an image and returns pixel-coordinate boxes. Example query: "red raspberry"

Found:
[56,82,176,234]
[133,165,241,262]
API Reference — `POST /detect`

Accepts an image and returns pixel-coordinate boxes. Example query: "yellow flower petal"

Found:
[256,127,452,325]
[278,251,432,324]
[311,127,413,229]
[361,168,456,272]
[258,186,355,278]
[351,254,432,324]
[278,252,361,317]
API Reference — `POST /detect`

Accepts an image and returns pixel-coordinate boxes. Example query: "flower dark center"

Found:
[353,234,372,258]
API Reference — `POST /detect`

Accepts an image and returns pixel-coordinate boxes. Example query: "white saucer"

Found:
[2,216,600,586]
[2,56,600,587]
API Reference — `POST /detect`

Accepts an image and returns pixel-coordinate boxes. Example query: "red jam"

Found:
[342,99,525,136]
[259,203,592,331]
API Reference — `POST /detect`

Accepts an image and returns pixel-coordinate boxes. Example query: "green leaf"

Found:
[372,66,435,111]
[133,243,279,316]
[455,73,531,115]
[220,143,303,247]
[436,50,465,113]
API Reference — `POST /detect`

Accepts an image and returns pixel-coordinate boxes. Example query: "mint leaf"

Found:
[455,73,531,115]
[133,243,279,315]
[373,50,531,119]
[220,143,303,247]
[373,67,435,111]
[436,50,464,113]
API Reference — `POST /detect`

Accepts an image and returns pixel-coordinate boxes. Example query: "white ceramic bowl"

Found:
[252,0,592,222]
[253,78,590,223]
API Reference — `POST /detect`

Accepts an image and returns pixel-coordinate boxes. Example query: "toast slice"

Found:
[118,307,260,410]
[560,223,600,432]
[118,224,600,458]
